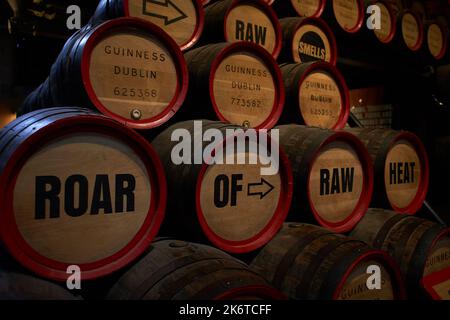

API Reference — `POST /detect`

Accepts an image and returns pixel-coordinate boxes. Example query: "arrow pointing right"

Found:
[142,0,188,26]
[248,178,275,200]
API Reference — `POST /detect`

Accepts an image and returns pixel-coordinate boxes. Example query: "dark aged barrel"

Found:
[251,223,405,300]
[276,125,373,233]
[365,0,397,44]
[346,128,429,214]
[273,0,325,18]
[397,9,424,52]
[0,269,79,300]
[323,0,365,34]
[280,62,350,130]
[90,0,204,51]
[184,42,284,129]
[152,120,293,254]
[202,0,282,58]
[20,18,188,130]
[107,240,285,300]
[279,17,337,65]
[0,108,166,281]
[350,208,450,298]
[425,21,448,60]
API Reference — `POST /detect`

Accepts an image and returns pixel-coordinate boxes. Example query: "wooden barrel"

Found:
[279,17,337,65]
[20,18,188,130]
[397,9,424,52]
[0,107,167,281]
[364,0,397,44]
[152,120,293,254]
[279,62,350,130]
[107,239,285,300]
[323,0,365,34]
[350,208,450,298]
[276,125,373,233]
[273,0,325,18]
[425,21,448,60]
[251,223,406,300]
[183,42,284,129]
[347,128,429,214]
[0,269,79,300]
[90,0,204,51]
[202,0,282,58]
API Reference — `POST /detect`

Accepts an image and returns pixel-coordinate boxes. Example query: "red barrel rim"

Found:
[385,131,429,214]
[296,61,350,130]
[427,21,448,60]
[81,17,189,130]
[223,0,282,59]
[292,17,338,66]
[401,10,424,52]
[373,0,397,44]
[123,0,205,51]
[290,0,326,18]
[209,41,285,130]
[195,130,293,254]
[424,228,450,275]
[306,131,374,233]
[332,0,365,33]
[0,115,167,281]
[332,250,407,300]
[214,285,287,300]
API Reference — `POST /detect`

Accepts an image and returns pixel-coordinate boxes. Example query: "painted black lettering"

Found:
[35,176,61,219]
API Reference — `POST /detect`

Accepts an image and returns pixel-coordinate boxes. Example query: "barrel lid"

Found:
[195,130,293,253]
[0,111,166,281]
[306,131,373,233]
[223,0,282,58]
[400,10,424,51]
[123,0,204,51]
[427,22,448,60]
[209,41,285,130]
[332,0,365,33]
[290,0,325,18]
[371,0,397,44]
[81,17,188,130]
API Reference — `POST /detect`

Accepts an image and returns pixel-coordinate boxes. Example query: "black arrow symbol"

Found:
[142,0,188,26]
[247,178,275,200]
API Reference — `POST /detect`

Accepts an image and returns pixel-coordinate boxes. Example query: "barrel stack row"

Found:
[0,0,448,300]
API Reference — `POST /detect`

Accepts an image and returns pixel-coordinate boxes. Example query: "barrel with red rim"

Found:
[0,107,166,281]
[279,17,337,65]
[398,9,424,52]
[273,0,325,18]
[280,62,350,130]
[184,42,284,130]
[202,0,282,58]
[20,18,188,130]
[90,0,204,51]
[324,0,365,34]
[351,208,450,298]
[276,125,373,233]
[107,239,285,300]
[251,223,406,300]
[365,0,397,44]
[347,128,429,214]
[152,120,293,254]
[426,21,448,60]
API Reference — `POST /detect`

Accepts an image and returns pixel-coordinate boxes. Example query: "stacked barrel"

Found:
[0,0,447,301]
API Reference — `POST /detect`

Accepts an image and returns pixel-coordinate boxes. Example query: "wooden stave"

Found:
[183,42,285,130]
[107,239,285,300]
[350,208,450,298]
[276,125,373,233]
[151,120,293,254]
[346,128,429,214]
[279,17,338,65]
[0,107,167,281]
[272,0,326,19]
[19,18,189,130]
[250,223,405,300]
[88,0,205,51]
[202,0,282,59]
[279,61,350,130]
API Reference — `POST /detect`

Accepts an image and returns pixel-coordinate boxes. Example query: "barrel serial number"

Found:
[114,87,158,99]
[310,108,334,116]
[231,98,262,108]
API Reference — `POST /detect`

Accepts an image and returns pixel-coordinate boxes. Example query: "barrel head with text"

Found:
[0,108,166,281]
[152,120,293,253]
